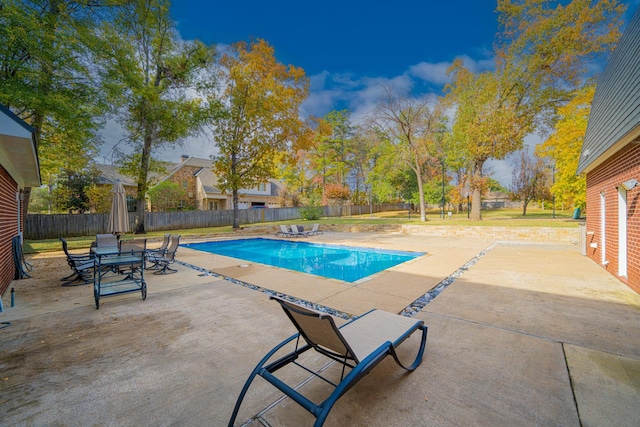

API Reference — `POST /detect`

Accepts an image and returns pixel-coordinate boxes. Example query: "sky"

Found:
[103,0,640,186]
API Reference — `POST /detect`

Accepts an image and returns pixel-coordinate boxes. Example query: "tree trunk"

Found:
[232,188,240,229]
[470,160,484,220]
[135,112,153,234]
[522,200,529,216]
[415,154,426,222]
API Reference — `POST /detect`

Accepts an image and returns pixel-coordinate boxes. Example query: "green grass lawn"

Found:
[25,207,580,254]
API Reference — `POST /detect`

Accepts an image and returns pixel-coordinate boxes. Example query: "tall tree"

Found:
[350,127,377,206]
[0,0,114,202]
[210,39,309,229]
[536,85,594,210]
[509,150,550,215]
[312,110,355,189]
[446,0,624,220]
[99,0,215,233]
[53,167,101,213]
[370,88,443,222]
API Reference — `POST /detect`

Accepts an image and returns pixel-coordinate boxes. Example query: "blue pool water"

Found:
[183,238,424,283]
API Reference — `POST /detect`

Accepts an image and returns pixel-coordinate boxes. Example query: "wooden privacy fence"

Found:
[25,204,406,240]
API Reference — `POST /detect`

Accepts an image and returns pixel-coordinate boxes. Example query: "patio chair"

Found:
[96,233,118,250]
[307,223,323,236]
[147,234,171,257]
[291,224,307,237]
[118,239,147,275]
[119,239,147,254]
[275,225,294,237]
[60,238,95,286]
[148,235,180,275]
[228,297,428,427]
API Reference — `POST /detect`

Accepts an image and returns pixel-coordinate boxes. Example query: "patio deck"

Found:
[1,232,639,426]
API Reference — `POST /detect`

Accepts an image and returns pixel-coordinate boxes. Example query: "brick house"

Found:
[95,155,283,211]
[0,105,41,296]
[577,7,640,293]
[159,155,283,210]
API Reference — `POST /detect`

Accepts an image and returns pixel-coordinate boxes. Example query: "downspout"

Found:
[16,191,22,243]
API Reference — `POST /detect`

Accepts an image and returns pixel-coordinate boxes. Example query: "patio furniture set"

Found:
[60,233,180,308]
[61,228,429,426]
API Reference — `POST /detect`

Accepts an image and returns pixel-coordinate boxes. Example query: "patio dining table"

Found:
[90,247,147,309]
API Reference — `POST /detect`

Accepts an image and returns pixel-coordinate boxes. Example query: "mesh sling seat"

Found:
[147,235,180,274]
[60,238,95,286]
[96,233,119,249]
[146,234,171,268]
[228,297,428,427]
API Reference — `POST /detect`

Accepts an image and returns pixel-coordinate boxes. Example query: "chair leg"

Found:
[388,325,428,371]
[153,262,177,275]
[60,271,77,281]
[61,270,93,287]
[229,334,299,427]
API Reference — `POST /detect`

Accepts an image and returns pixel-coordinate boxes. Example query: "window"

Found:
[258,183,266,192]
[182,180,188,189]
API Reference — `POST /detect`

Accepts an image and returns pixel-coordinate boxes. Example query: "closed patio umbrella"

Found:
[107,182,129,236]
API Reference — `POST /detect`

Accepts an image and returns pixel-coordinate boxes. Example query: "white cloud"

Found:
[408,61,451,85]
[457,54,495,73]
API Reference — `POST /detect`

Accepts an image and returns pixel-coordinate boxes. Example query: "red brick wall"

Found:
[0,165,18,296]
[585,142,640,293]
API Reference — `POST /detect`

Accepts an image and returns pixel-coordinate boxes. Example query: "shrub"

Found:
[299,205,323,220]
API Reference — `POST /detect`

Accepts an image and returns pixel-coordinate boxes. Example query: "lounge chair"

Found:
[307,223,323,236]
[291,224,307,237]
[147,235,180,274]
[228,297,428,427]
[275,225,293,237]
[60,238,95,286]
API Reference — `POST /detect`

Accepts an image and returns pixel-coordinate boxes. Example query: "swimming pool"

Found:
[183,238,424,283]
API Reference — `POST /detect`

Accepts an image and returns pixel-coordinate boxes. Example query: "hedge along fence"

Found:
[25,203,406,240]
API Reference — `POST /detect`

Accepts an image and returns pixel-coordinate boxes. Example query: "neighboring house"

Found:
[159,155,283,210]
[95,155,283,211]
[0,105,41,296]
[577,7,640,294]
[93,163,166,211]
[481,191,520,210]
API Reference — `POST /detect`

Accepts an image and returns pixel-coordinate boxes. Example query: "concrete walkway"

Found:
[1,233,639,426]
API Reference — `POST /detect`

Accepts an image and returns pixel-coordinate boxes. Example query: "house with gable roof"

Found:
[577,7,640,293]
[95,155,283,212]
[160,155,283,210]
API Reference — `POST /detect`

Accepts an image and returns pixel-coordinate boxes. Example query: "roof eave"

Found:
[578,124,640,175]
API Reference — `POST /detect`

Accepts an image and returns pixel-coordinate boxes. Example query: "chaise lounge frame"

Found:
[228,296,428,426]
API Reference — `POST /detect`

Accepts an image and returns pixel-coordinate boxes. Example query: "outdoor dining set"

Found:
[60,233,180,309]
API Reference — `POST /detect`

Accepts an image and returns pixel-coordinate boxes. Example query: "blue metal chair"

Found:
[60,238,95,286]
[147,235,180,274]
[228,296,428,426]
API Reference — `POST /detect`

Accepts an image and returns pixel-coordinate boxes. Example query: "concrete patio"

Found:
[1,232,639,426]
